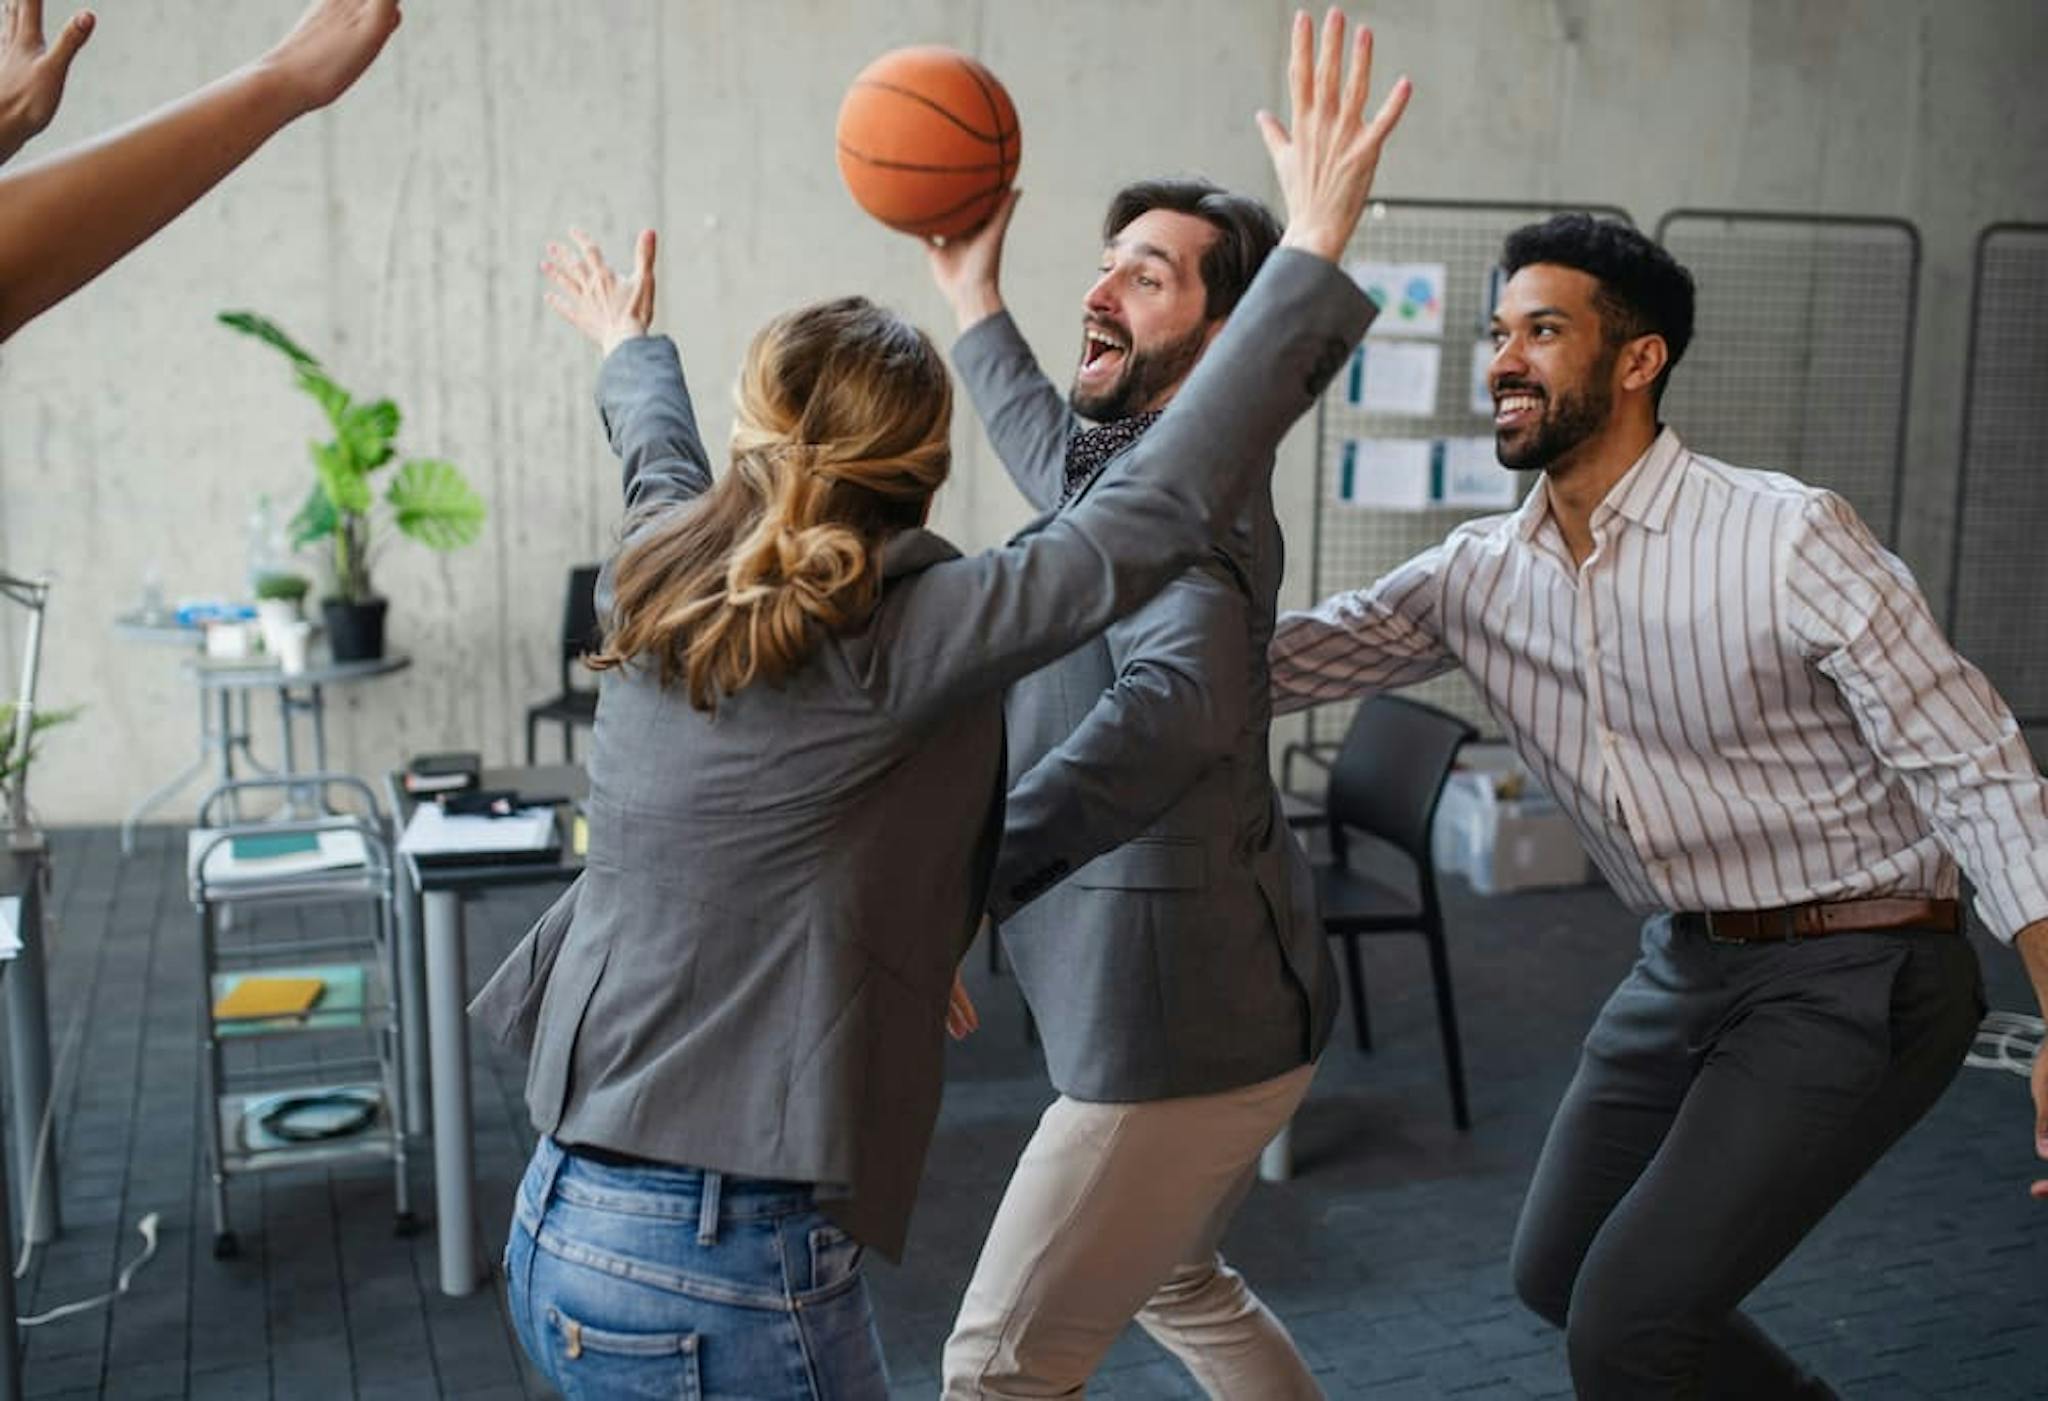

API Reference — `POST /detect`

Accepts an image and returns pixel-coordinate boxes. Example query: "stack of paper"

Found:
[399,804,558,863]
[190,828,369,886]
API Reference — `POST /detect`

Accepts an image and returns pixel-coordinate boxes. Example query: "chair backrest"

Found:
[562,565,604,688]
[1325,694,1479,866]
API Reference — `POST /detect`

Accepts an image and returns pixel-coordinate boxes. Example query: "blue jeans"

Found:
[505,1137,889,1400]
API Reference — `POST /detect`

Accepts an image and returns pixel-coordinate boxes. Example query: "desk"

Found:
[0,846,59,1246]
[116,614,408,849]
[386,764,583,1297]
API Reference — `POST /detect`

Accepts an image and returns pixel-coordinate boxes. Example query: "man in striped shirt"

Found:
[1270,213,2048,1398]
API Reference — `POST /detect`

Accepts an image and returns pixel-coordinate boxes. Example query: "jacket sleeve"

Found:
[989,559,1249,921]
[873,248,1375,723]
[951,311,1078,513]
[594,335,714,513]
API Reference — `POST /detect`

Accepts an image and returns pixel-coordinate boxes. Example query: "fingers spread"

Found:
[1287,9,1312,129]
[1316,8,1347,120]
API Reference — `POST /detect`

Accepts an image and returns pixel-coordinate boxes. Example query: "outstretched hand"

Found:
[543,228,658,358]
[0,0,95,166]
[260,0,402,117]
[1257,8,1412,263]
[926,188,1019,333]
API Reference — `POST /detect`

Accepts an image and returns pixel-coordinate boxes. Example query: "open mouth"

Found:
[1077,324,1129,387]
[1493,387,1543,430]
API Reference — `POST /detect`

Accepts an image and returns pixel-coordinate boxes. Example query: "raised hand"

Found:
[0,1,95,165]
[926,187,1019,333]
[259,0,402,117]
[543,228,658,358]
[1257,8,1412,262]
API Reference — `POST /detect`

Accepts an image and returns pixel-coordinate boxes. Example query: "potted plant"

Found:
[2,702,77,848]
[219,312,486,662]
[252,570,311,658]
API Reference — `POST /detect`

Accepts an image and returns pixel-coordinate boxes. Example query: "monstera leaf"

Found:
[387,459,486,551]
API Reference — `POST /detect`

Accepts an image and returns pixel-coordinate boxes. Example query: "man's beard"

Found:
[1495,352,1617,473]
[1069,321,1210,423]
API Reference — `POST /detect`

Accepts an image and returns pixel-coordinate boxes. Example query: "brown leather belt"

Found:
[1676,897,1960,943]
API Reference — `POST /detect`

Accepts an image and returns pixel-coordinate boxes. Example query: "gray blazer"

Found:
[957,312,1347,1102]
[469,249,1373,1257]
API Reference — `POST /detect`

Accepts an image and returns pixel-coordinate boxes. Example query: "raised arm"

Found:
[0,0,400,341]
[927,191,1075,511]
[542,227,712,511]
[880,10,1411,716]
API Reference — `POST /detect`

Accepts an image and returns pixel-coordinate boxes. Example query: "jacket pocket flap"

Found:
[1072,838,1206,891]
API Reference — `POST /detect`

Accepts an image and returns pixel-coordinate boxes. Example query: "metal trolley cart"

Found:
[187,775,415,1258]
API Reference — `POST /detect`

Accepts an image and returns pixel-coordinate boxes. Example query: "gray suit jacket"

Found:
[469,249,1372,1257]
[956,312,1346,1102]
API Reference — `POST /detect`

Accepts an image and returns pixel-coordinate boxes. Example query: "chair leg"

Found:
[1423,918,1471,1130]
[1339,932,1372,1052]
[524,714,538,767]
[561,720,574,764]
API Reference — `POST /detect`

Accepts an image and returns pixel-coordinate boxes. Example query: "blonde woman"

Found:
[478,12,1407,1395]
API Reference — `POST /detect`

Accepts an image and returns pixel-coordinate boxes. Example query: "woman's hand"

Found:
[0,1,95,166]
[543,227,657,359]
[946,968,979,1041]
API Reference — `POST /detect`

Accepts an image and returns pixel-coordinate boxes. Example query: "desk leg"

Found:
[395,862,430,1139]
[5,863,58,1245]
[120,685,215,852]
[0,1095,22,1401]
[423,889,477,1296]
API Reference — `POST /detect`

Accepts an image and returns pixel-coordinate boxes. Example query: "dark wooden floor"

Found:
[7,824,2045,1398]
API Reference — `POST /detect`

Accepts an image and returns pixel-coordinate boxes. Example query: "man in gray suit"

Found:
[929,175,1344,1399]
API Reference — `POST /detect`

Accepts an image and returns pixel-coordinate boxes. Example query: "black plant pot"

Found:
[322,597,389,663]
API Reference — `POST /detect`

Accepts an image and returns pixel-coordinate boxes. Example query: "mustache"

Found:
[1492,378,1544,397]
[1083,314,1130,343]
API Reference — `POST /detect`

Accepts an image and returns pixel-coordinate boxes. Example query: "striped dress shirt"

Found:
[1271,428,2048,943]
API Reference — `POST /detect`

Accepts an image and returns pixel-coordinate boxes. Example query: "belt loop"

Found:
[535,1136,570,1210]
[697,1169,722,1246]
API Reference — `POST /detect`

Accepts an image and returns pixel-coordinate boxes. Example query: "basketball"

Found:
[835,46,1021,240]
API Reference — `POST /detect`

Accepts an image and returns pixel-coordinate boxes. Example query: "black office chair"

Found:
[525,565,603,765]
[1285,695,1478,1129]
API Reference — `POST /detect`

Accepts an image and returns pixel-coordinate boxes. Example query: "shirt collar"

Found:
[1510,425,1687,543]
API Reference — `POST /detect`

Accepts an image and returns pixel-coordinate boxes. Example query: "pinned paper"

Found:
[1470,340,1498,417]
[1438,437,1520,508]
[1349,260,1448,337]
[1336,439,1434,510]
[1345,341,1441,417]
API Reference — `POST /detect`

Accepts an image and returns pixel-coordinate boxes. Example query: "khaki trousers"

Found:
[941,1061,1321,1399]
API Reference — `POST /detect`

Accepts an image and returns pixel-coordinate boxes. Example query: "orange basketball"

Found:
[836,46,1021,240]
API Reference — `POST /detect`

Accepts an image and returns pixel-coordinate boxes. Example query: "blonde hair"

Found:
[588,297,952,710]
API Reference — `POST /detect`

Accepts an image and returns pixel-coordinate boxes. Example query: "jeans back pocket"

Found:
[546,1306,701,1400]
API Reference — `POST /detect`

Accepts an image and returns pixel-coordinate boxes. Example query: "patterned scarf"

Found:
[1061,411,1163,503]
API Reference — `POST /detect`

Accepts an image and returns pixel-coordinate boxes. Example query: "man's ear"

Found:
[1619,334,1668,396]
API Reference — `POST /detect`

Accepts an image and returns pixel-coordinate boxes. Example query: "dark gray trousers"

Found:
[1510,914,1984,1400]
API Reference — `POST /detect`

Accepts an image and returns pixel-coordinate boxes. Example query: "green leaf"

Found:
[217,311,321,369]
[288,484,337,547]
[387,459,485,551]
[341,399,400,470]
[313,440,373,516]
[294,365,352,433]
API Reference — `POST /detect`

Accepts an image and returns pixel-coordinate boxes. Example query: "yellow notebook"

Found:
[213,976,325,1021]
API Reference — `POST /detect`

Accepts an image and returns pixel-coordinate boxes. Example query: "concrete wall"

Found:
[3,0,2044,824]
